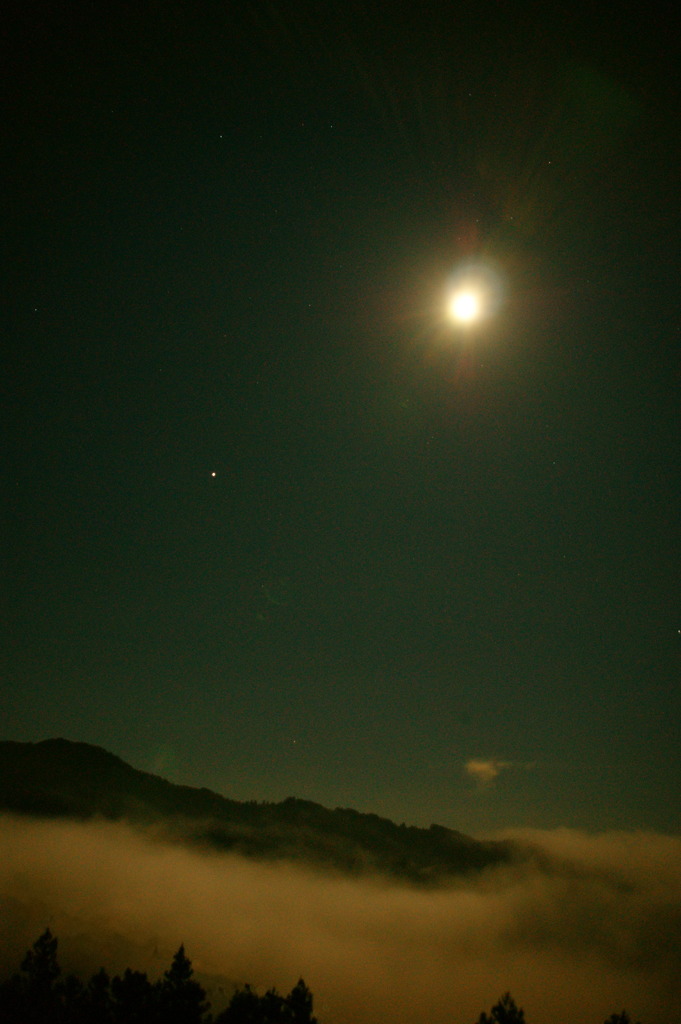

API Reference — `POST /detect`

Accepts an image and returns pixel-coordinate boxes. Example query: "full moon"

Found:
[448,289,482,324]
[444,262,503,329]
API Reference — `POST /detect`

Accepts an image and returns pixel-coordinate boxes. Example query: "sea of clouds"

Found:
[1,815,679,1024]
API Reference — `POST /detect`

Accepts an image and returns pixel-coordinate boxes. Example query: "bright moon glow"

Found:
[444,263,503,329]
[449,289,481,323]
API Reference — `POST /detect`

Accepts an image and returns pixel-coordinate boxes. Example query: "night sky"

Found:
[4,0,680,835]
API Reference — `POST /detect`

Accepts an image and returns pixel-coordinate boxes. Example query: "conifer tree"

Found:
[477,992,525,1024]
[159,945,210,1024]
[20,928,62,1023]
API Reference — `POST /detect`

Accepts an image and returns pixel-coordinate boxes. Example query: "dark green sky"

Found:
[4,0,680,833]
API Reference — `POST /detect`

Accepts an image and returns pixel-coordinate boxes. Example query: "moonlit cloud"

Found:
[464,758,513,785]
[0,815,679,1024]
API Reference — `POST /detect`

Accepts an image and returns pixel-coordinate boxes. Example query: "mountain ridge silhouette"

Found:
[0,738,514,884]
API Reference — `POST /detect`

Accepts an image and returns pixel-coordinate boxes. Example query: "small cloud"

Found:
[464,759,512,786]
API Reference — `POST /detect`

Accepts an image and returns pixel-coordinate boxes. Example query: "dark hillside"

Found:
[0,739,513,883]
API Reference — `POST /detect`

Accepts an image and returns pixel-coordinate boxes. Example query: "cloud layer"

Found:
[0,815,679,1024]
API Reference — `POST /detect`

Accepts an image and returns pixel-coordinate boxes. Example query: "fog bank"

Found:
[1,815,679,1024]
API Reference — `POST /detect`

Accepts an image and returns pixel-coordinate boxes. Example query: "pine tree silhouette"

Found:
[159,945,209,1024]
[20,928,62,1024]
[477,993,525,1024]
